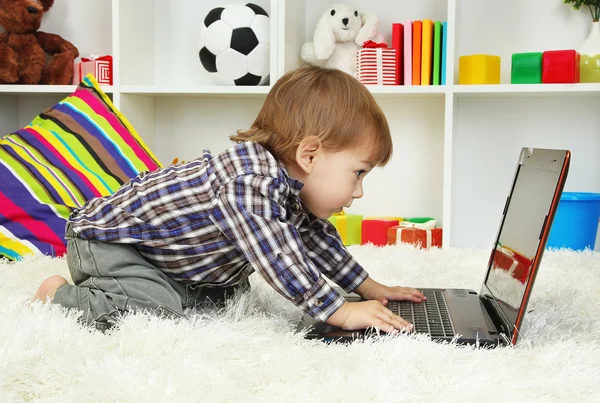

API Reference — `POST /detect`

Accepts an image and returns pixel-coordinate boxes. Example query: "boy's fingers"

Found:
[404,288,426,301]
[378,310,413,331]
[378,320,394,333]
[394,317,413,331]
[387,287,426,302]
[376,320,400,335]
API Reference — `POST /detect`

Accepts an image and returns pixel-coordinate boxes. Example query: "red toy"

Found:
[542,50,580,84]
[387,226,443,249]
[491,245,532,283]
[362,219,399,246]
[72,55,113,85]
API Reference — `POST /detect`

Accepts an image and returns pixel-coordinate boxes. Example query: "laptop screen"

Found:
[482,148,568,334]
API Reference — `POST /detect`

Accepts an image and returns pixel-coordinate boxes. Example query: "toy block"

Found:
[387,226,443,249]
[362,219,399,246]
[542,50,580,84]
[511,52,542,84]
[328,211,363,246]
[580,55,600,83]
[458,54,501,84]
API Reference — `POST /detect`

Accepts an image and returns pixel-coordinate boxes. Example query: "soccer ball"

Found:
[199,3,270,86]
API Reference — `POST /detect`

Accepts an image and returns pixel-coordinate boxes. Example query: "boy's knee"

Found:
[33,275,68,303]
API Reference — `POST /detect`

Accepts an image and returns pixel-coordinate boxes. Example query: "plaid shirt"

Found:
[69,141,368,321]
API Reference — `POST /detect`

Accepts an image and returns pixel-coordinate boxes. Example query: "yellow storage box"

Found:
[459,54,501,84]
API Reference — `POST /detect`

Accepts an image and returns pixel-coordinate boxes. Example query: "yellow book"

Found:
[420,19,434,85]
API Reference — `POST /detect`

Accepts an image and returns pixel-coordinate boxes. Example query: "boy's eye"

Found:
[356,170,366,178]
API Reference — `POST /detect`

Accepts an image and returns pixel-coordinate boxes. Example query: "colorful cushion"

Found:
[0,74,161,260]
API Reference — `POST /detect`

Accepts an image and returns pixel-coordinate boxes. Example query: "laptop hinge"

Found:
[480,294,511,340]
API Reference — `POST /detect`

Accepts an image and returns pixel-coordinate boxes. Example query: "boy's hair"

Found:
[230,63,392,166]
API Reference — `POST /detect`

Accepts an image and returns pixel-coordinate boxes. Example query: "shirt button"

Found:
[290,202,301,214]
[315,298,324,307]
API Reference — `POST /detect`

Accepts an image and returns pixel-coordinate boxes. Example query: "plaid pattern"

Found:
[69,142,368,321]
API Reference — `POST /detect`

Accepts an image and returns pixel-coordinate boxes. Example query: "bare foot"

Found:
[33,275,68,303]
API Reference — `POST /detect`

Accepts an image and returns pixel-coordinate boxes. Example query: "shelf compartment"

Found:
[454,0,591,85]
[280,0,450,77]
[118,0,275,88]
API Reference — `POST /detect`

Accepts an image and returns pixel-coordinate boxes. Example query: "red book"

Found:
[391,23,404,85]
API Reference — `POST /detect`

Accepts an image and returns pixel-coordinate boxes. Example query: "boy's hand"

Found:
[326,301,412,333]
[355,277,426,306]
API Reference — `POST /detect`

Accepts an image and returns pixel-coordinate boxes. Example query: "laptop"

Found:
[297,147,570,347]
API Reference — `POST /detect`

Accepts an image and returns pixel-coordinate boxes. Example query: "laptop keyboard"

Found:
[387,290,455,338]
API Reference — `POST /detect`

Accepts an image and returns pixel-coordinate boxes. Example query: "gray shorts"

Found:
[53,223,249,331]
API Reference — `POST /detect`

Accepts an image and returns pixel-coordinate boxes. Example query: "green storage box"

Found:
[511,52,543,84]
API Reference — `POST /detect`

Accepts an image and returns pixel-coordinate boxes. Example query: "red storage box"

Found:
[362,218,399,246]
[542,50,580,84]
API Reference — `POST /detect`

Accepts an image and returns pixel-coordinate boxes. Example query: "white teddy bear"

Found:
[301,3,385,76]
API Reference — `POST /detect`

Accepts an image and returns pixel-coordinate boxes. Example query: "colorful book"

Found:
[391,23,404,85]
[432,21,442,85]
[404,20,412,86]
[420,19,433,85]
[441,21,448,85]
[412,20,422,85]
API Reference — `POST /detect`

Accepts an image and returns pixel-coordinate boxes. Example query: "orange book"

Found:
[420,19,434,85]
[412,20,422,85]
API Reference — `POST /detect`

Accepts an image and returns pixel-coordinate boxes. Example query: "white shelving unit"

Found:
[1,0,599,249]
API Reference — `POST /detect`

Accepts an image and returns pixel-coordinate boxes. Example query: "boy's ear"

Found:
[294,136,323,174]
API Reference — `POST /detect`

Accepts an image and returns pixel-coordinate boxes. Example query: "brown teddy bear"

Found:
[0,0,79,84]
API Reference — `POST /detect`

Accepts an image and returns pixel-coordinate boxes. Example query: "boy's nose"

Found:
[352,182,364,199]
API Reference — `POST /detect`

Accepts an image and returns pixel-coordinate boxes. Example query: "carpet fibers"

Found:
[1,244,599,402]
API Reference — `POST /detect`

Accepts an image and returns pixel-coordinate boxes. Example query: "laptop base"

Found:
[297,288,510,347]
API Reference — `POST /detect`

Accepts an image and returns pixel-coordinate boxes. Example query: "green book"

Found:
[432,21,442,85]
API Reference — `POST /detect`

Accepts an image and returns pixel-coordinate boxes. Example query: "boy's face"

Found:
[297,144,373,219]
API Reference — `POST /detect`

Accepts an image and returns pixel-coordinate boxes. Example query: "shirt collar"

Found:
[276,161,323,226]
[277,160,304,197]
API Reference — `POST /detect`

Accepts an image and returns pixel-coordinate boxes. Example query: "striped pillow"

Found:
[0,74,162,260]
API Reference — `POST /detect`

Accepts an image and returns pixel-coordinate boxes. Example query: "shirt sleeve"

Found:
[210,175,345,322]
[300,218,369,293]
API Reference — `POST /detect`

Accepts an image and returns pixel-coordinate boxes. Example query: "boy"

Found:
[34,64,426,333]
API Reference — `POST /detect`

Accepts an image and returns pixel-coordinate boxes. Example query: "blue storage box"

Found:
[547,192,600,250]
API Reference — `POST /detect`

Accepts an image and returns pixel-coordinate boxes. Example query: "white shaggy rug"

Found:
[1,244,600,402]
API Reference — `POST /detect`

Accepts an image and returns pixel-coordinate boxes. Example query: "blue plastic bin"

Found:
[547,192,600,250]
